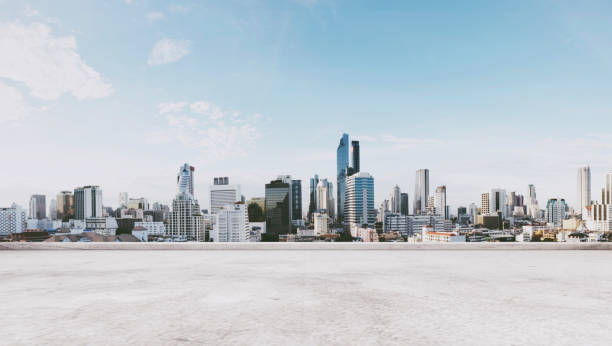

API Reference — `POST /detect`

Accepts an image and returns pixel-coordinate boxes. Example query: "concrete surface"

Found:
[3,242,612,250]
[1,250,612,345]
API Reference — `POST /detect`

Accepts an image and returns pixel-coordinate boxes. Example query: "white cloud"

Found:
[158,102,187,114]
[146,12,165,21]
[0,82,34,125]
[0,22,113,100]
[147,39,191,66]
[149,100,261,157]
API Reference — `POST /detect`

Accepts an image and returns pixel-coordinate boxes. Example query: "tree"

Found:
[336,231,353,242]
[248,202,265,222]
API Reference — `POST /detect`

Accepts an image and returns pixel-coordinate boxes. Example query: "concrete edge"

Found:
[1,242,612,250]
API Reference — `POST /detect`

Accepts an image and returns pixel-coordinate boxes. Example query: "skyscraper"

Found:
[527,184,539,219]
[434,185,448,219]
[413,169,429,214]
[265,176,292,235]
[118,192,128,208]
[546,198,567,227]
[308,174,319,220]
[400,193,409,216]
[345,172,376,228]
[210,177,241,214]
[56,191,74,221]
[28,194,46,220]
[177,163,195,197]
[49,199,57,220]
[577,166,591,213]
[74,186,103,220]
[489,189,507,217]
[351,140,360,174]
[390,185,401,213]
[336,133,349,222]
[292,179,302,221]
[316,180,330,212]
[167,163,204,241]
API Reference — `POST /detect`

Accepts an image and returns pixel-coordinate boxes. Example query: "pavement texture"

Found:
[1,249,612,345]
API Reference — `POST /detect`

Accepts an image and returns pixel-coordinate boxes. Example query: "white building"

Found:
[433,185,447,219]
[313,212,329,236]
[210,177,241,214]
[577,166,591,214]
[211,203,250,242]
[0,204,26,235]
[316,180,330,212]
[423,229,466,243]
[134,221,166,236]
[167,164,204,241]
[350,226,379,242]
[546,198,567,228]
[85,217,118,236]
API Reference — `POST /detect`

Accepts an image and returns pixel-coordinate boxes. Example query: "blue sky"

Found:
[1,0,612,213]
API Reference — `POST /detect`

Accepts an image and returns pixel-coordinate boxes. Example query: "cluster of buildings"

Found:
[2,133,612,243]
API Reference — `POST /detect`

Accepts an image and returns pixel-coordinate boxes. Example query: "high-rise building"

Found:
[211,203,250,242]
[49,199,57,220]
[481,192,490,215]
[577,166,591,213]
[351,140,360,174]
[167,163,204,241]
[313,212,329,236]
[434,185,448,219]
[56,191,74,221]
[345,172,376,228]
[583,172,612,231]
[265,176,292,235]
[390,185,401,214]
[0,204,26,235]
[546,198,567,227]
[127,198,149,210]
[210,177,241,214]
[488,189,507,218]
[316,180,330,212]
[336,133,349,222]
[526,184,539,219]
[292,179,302,221]
[413,169,429,215]
[308,174,320,220]
[74,186,103,220]
[400,193,409,216]
[119,192,129,208]
[28,194,46,220]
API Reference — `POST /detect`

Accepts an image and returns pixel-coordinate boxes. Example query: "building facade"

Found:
[413,169,429,214]
[344,172,376,228]
[28,194,46,220]
[211,203,250,242]
[210,177,241,214]
[265,176,292,235]
[577,166,591,214]
[74,186,103,220]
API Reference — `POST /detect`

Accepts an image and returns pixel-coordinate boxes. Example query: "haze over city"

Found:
[2,1,612,213]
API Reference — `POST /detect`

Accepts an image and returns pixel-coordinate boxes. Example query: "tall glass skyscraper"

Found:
[292,179,302,221]
[351,140,360,174]
[577,166,591,213]
[413,169,429,214]
[308,174,319,220]
[167,163,204,241]
[336,133,349,222]
[265,177,292,235]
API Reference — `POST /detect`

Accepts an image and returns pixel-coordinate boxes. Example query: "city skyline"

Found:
[2,1,612,212]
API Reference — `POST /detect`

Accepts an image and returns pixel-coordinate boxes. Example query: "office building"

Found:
[400,193,409,216]
[313,212,329,236]
[351,140,360,174]
[74,186,103,220]
[413,169,429,214]
[265,176,292,235]
[336,133,349,222]
[390,185,401,213]
[119,192,128,208]
[211,203,250,242]
[526,184,539,219]
[482,189,507,218]
[481,192,490,215]
[316,180,330,212]
[434,185,447,219]
[48,199,57,220]
[167,163,204,241]
[546,198,567,227]
[577,166,591,214]
[28,194,46,220]
[210,177,241,214]
[127,198,149,210]
[292,179,302,221]
[308,174,319,220]
[134,221,166,236]
[344,172,376,228]
[0,204,26,235]
[56,191,74,221]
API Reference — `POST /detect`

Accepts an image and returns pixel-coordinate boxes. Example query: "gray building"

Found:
[414,169,429,215]
[29,194,46,220]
